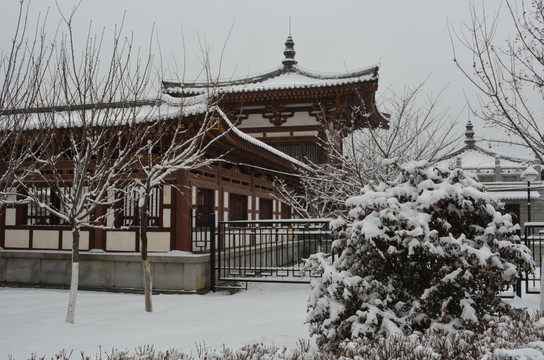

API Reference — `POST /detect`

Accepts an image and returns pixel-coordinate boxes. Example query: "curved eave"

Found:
[219,81,379,104]
[163,65,379,96]
[437,144,535,165]
[210,112,300,175]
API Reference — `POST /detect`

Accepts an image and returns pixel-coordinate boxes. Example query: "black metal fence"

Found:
[193,211,543,296]
[524,222,544,294]
[191,206,214,253]
[209,214,334,291]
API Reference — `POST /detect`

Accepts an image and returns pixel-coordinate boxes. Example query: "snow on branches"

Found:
[305,161,534,347]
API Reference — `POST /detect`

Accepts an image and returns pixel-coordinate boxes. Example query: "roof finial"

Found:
[282,32,297,69]
[465,120,476,149]
[289,16,292,36]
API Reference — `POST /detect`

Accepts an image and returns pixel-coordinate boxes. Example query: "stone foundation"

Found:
[0,250,210,292]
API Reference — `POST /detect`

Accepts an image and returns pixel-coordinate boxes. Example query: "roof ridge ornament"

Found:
[465,120,476,149]
[282,35,297,69]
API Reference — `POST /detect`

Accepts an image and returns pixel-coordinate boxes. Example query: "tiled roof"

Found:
[163,65,379,96]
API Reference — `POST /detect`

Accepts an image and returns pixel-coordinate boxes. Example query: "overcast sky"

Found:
[1,0,527,155]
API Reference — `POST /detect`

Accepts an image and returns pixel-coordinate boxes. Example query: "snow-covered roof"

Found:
[484,182,544,200]
[2,93,303,172]
[487,190,541,200]
[163,35,378,96]
[436,122,538,172]
[163,65,379,96]
[444,148,531,170]
[2,94,211,130]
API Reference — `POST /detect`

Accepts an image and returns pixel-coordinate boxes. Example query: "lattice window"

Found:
[229,193,247,221]
[122,187,161,227]
[26,185,67,225]
[259,198,273,220]
[306,144,318,163]
[281,203,292,219]
[148,187,160,227]
[273,143,319,162]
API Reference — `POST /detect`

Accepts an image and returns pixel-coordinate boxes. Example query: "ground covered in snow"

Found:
[0,283,310,359]
[0,283,540,359]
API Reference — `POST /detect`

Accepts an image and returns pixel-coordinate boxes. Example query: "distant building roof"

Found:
[437,121,537,172]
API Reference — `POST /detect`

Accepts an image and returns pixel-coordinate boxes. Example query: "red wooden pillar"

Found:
[92,204,107,250]
[0,201,5,249]
[174,170,192,251]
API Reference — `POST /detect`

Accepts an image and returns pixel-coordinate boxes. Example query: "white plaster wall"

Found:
[107,212,115,227]
[255,197,259,211]
[163,185,172,205]
[5,229,29,248]
[191,186,197,205]
[82,187,90,223]
[148,232,170,252]
[293,130,319,137]
[32,230,58,249]
[215,190,219,207]
[267,132,292,138]
[106,231,136,251]
[6,192,17,202]
[224,192,229,207]
[61,230,90,250]
[107,190,115,227]
[238,112,319,129]
[62,231,88,250]
[238,114,272,128]
[283,112,320,126]
[248,196,253,210]
[163,209,171,228]
[5,208,16,226]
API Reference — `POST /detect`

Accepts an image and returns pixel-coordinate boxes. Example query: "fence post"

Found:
[210,211,216,293]
[516,228,523,297]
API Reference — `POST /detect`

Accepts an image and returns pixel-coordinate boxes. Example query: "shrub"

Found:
[25,312,544,359]
[305,161,535,347]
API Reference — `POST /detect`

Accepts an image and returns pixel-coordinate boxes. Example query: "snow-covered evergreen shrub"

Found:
[305,161,535,347]
[31,314,544,359]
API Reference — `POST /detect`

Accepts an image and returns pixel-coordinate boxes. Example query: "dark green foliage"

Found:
[305,162,535,348]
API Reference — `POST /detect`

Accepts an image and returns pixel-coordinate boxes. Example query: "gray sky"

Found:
[1,0,525,154]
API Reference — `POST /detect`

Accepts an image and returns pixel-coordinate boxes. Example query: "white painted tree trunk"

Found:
[65,262,79,324]
[143,258,153,312]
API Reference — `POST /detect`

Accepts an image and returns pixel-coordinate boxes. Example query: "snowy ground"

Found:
[0,283,311,359]
[0,283,540,360]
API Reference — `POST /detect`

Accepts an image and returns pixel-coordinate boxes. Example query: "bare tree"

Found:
[451,0,544,162]
[275,83,460,219]
[0,1,53,213]
[126,32,237,313]
[17,6,156,324]
[129,94,231,312]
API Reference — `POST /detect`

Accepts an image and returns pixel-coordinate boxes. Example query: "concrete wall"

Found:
[0,250,210,292]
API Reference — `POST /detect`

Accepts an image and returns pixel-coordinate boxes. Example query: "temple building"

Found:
[0,36,387,291]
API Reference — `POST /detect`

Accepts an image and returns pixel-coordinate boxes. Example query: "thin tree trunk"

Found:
[66,229,80,324]
[143,258,152,312]
[139,200,152,312]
